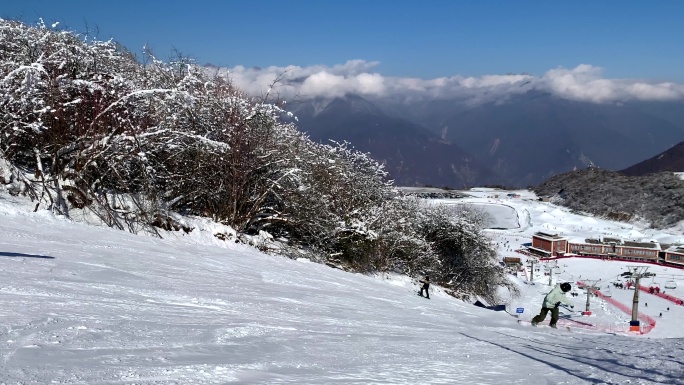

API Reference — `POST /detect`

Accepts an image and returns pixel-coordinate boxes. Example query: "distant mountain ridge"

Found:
[290,92,684,188]
[292,95,503,188]
[436,92,684,186]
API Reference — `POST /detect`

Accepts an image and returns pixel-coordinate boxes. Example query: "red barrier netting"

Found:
[577,280,656,334]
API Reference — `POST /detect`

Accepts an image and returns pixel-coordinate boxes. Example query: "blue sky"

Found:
[3,0,684,82]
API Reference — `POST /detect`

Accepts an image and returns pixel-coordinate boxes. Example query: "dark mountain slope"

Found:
[629,101,684,131]
[294,95,504,188]
[440,92,684,187]
[621,141,684,176]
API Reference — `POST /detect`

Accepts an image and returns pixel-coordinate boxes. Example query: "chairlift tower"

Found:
[622,266,656,332]
[581,279,601,315]
[526,259,535,284]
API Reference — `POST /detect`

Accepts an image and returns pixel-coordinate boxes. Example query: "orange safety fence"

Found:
[537,253,684,271]
[638,285,684,306]
[578,280,656,334]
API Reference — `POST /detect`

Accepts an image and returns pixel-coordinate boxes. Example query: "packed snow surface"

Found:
[1,189,684,384]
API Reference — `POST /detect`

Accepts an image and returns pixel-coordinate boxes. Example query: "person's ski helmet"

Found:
[560,282,572,292]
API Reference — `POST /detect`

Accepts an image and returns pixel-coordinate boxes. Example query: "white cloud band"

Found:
[211,60,684,104]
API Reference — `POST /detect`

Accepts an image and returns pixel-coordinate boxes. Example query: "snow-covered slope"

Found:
[0,192,683,384]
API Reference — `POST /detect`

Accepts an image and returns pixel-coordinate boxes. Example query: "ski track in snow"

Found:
[0,193,683,384]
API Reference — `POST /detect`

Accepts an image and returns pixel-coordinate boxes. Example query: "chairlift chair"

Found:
[665,280,677,289]
[604,286,612,297]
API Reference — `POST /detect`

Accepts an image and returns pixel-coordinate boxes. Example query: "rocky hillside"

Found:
[533,167,684,228]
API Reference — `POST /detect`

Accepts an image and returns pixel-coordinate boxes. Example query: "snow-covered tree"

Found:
[417,205,518,303]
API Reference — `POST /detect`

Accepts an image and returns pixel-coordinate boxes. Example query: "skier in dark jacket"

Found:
[419,276,430,299]
[531,282,574,328]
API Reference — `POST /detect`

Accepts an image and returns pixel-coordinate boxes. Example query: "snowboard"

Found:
[417,292,430,299]
[518,319,570,331]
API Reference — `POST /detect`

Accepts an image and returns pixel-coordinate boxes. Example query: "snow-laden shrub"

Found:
[0,19,513,299]
[417,205,519,304]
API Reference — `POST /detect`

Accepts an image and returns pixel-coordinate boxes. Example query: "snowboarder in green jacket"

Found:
[531,282,574,328]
